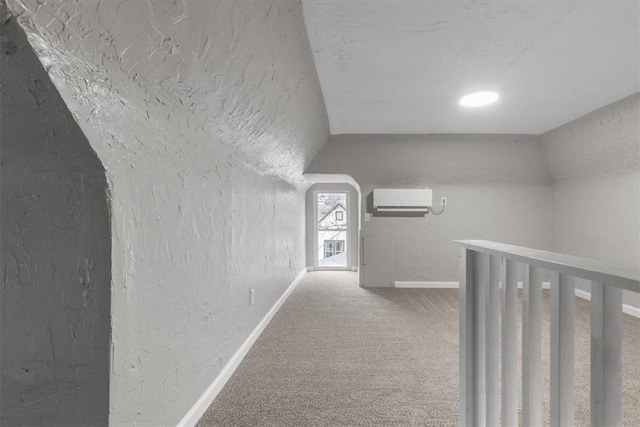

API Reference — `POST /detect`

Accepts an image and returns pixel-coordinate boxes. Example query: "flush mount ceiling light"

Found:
[459,90,499,108]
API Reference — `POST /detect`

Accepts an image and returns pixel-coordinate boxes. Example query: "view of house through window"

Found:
[317,192,348,267]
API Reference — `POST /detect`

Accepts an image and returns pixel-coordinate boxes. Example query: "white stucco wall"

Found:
[306,134,555,285]
[1,10,110,425]
[7,0,329,424]
[541,93,640,307]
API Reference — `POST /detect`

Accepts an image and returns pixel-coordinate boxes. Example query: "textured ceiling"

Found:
[302,1,640,135]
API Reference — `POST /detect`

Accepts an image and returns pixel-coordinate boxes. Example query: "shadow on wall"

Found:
[365,191,425,218]
[1,8,111,426]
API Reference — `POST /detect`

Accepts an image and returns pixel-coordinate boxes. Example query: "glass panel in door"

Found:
[316,192,347,268]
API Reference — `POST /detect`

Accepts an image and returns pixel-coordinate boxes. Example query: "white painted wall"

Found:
[306,134,555,285]
[307,103,638,295]
[1,11,110,425]
[541,93,640,307]
[8,1,329,425]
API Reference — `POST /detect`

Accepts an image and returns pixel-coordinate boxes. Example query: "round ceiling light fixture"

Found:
[459,90,499,108]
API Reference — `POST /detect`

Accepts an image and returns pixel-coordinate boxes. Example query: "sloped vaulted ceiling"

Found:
[302,0,639,135]
[7,0,329,181]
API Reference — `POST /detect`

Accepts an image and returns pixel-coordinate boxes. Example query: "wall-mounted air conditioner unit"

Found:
[373,188,433,212]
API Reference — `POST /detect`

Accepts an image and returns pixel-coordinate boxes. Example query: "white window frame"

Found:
[324,239,345,258]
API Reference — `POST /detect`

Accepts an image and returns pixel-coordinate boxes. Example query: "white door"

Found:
[315,191,348,269]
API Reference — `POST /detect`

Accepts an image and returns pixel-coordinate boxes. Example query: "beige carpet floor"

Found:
[197,271,640,426]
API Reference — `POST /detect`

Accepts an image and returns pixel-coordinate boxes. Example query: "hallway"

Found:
[2,2,638,424]
[197,272,460,426]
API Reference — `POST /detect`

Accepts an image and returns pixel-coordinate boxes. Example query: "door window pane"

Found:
[317,192,347,267]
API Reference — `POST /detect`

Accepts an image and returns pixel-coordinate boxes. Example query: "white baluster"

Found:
[591,282,622,427]
[454,240,639,427]
[550,272,575,426]
[523,265,542,427]
[473,251,490,426]
[501,259,518,427]
[459,249,476,427]
[486,255,500,426]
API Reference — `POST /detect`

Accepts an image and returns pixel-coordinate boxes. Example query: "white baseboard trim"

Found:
[393,281,552,289]
[309,266,357,272]
[393,281,639,317]
[575,289,591,301]
[394,281,459,288]
[518,281,552,289]
[177,268,307,427]
[574,289,640,318]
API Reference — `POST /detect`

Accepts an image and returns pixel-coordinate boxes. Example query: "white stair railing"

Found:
[455,240,640,427]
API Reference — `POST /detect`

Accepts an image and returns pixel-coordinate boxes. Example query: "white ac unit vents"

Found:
[373,188,433,212]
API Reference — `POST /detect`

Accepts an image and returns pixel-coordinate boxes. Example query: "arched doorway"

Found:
[303,175,362,283]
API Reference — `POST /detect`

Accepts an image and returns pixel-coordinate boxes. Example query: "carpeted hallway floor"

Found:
[197,271,640,426]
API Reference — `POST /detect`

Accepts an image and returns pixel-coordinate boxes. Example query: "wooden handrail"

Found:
[454,240,640,293]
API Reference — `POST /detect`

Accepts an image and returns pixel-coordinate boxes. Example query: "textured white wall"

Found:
[541,93,640,307]
[7,0,329,424]
[1,11,110,425]
[306,134,554,284]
